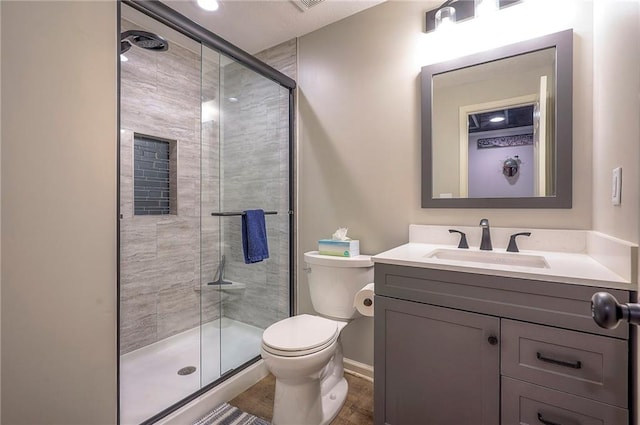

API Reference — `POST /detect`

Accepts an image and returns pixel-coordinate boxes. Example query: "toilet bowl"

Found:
[261,251,374,425]
[262,314,348,425]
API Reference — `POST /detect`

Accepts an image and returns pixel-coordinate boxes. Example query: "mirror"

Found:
[421,29,573,208]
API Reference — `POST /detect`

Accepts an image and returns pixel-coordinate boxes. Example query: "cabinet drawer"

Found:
[502,377,628,425]
[501,319,628,408]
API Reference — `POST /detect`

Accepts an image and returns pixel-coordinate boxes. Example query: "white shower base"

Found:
[120,318,264,425]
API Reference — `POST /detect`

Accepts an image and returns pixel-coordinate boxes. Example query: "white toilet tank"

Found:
[304,251,374,320]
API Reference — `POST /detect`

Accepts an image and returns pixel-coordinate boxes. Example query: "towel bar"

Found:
[211,211,278,217]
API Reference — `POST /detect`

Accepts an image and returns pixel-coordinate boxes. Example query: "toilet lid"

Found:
[262,314,338,353]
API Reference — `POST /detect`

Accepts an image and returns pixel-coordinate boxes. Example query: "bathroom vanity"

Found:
[373,225,637,425]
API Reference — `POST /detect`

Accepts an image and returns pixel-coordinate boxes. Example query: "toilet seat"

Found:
[262,314,339,357]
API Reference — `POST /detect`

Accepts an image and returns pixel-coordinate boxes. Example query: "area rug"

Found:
[193,402,271,425]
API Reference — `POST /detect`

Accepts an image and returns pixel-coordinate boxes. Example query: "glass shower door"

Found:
[200,44,223,387]
[120,5,209,422]
[201,49,291,378]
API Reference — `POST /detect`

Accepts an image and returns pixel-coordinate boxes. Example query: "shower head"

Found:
[120,30,169,53]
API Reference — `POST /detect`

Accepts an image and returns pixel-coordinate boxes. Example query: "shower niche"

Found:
[118,3,294,424]
[132,134,177,216]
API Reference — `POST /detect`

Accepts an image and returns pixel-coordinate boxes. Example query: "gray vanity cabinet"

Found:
[374,263,633,425]
[377,295,500,425]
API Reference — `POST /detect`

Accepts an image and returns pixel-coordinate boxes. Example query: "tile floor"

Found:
[230,373,374,425]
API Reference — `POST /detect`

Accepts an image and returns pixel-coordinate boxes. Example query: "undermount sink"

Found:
[425,248,550,269]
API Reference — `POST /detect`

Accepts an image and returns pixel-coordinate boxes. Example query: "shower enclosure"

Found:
[118,3,294,424]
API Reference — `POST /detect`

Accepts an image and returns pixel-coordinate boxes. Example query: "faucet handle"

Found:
[506,232,531,253]
[448,229,469,249]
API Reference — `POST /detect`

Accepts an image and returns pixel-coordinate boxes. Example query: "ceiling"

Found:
[468,105,535,134]
[164,0,386,54]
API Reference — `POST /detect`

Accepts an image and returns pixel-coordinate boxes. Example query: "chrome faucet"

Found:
[479,218,492,251]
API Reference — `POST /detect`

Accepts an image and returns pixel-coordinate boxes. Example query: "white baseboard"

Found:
[344,357,374,382]
[156,360,269,425]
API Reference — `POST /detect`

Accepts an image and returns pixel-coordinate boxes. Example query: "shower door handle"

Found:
[211,211,277,217]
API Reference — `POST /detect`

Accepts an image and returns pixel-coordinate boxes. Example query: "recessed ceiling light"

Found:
[228,97,238,103]
[197,0,219,11]
[490,116,505,123]
[120,54,129,62]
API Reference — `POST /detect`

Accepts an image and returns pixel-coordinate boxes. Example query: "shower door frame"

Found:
[116,1,296,423]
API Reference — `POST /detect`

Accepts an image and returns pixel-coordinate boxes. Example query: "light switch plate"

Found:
[612,167,622,205]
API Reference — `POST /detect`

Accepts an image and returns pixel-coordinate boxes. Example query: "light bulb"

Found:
[475,0,499,17]
[435,7,456,30]
[197,0,219,12]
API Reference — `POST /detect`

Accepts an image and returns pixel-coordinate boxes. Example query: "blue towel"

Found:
[241,209,269,264]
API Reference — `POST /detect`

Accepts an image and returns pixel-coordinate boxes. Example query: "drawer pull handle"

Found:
[537,412,563,425]
[536,352,582,369]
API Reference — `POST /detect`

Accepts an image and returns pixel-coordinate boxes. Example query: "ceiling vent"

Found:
[291,0,326,12]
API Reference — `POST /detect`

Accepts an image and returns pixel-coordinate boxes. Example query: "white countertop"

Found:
[373,242,635,291]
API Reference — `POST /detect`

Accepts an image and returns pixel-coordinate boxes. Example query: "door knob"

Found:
[591,292,640,329]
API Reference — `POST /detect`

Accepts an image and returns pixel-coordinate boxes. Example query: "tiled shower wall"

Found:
[120,16,296,355]
[119,19,212,355]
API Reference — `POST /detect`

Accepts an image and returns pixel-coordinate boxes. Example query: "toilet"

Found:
[261,251,374,425]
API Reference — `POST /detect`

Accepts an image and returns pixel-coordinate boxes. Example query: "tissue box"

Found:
[318,239,360,257]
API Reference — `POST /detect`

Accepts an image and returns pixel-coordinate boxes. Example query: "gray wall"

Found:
[592,1,640,248]
[1,2,117,423]
[590,1,640,413]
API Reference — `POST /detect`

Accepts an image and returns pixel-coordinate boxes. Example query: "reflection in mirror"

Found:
[432,47,555,199]
[467,104,536,198]
[422,30,572,208]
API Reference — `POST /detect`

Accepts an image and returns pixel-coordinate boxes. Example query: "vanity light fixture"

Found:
[435,6,456,30]
[197,0,219,12]
[425,0,521,33]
